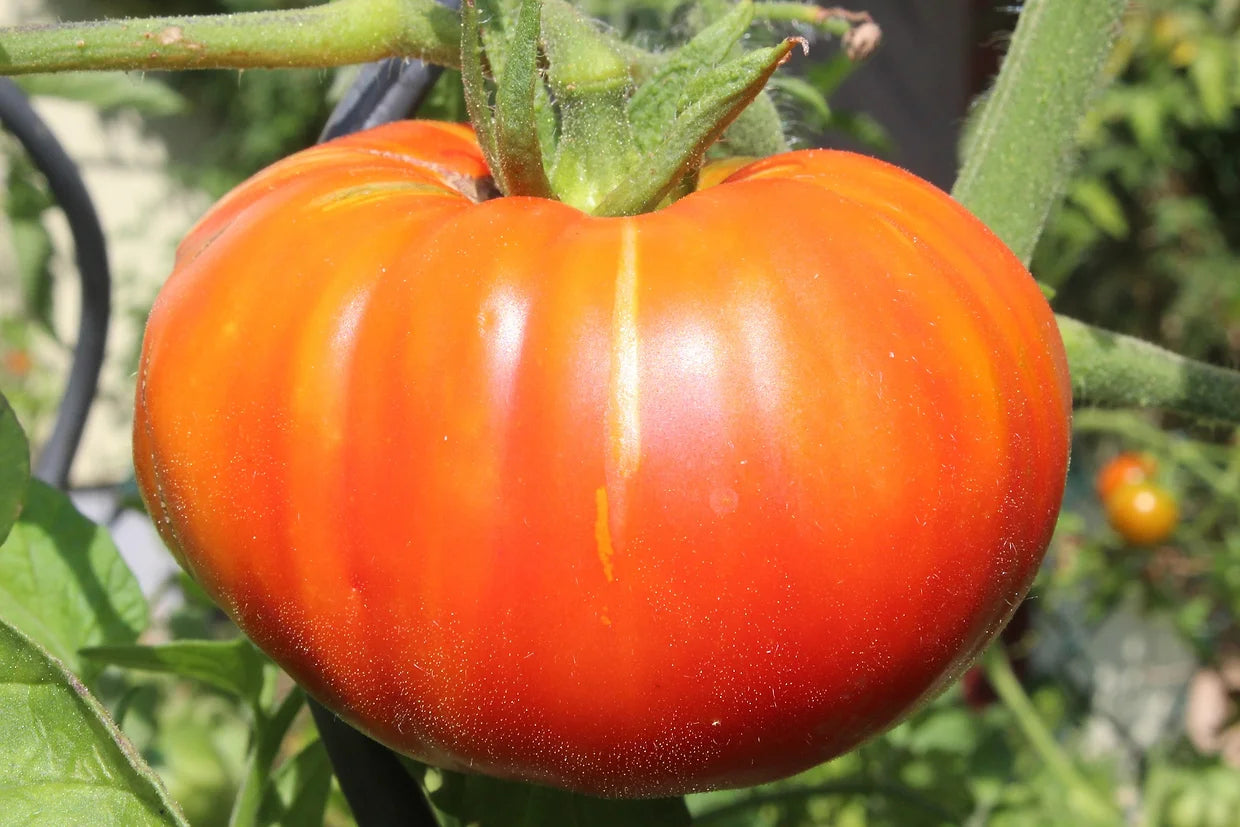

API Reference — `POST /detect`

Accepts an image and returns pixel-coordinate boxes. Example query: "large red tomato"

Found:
[134,120,1071,797]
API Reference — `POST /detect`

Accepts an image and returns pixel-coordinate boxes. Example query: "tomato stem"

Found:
[951,0,1128,264]
[541,0,638,212]
[981,647,1119,822]
[0,0,461,74]
[1061,316,1240,425]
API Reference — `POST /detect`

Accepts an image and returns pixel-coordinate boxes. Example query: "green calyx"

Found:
[459,0,799,215]
[0,0,885,214]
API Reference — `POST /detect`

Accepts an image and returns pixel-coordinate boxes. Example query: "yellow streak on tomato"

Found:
[594,486,616,583]
[606,220,641,482]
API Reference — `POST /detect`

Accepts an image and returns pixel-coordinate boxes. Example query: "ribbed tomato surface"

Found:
[134,120,1071,797]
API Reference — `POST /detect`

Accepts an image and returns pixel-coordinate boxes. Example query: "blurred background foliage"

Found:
[1034,0,1240,364]
[4,0,1240,824]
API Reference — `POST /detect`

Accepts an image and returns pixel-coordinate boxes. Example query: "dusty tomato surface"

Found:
[134,120,1072,797]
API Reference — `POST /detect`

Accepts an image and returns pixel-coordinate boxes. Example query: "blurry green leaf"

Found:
[1068,178,1129,238]
[257,739,333,827]
[15,72,186,116]
[81,638,268,705]
[807,53,856,99]
[420,68,469,123]
[407,760,692,827]
[825,110,893,153]
[1127,89,1167,153]
[768,76,831,131]
[1188,37,1233,126]
[899,707,983,756]
[0,481,147,683]
[0,393,29,545]
[9,218,55,332]
[230,687,306,827]
[0,615,186,826]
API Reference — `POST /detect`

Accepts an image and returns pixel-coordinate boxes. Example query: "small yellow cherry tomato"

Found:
[1105,481,1179,546]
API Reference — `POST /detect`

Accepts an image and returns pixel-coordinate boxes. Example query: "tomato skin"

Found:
[134,121,1072,797]
[1105,481,1179,546]
[1096,452,1158,502]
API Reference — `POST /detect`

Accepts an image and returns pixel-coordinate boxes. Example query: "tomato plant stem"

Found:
[981,647,1119,823]
[542,0,639,211]
[0,0,460,74]
[952,0,1127,264]
[1060,316,1240,426]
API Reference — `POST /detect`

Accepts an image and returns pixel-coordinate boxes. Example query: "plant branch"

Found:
[0,0,461,74]
[1060,316,1240,425]
[982,647,1118,823]
[952,0,1126,263]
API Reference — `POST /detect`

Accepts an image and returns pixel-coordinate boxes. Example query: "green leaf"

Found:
[461,0,500,177]
[768,75,831,129]
[256,739,333,827]
[0,393,29,546]
[627,1,754,153]
[14,72,186,116]
[492,0,554,198]
[595,39,799,217]
[806,51,857,99]
[718,89,787,157]
[229,687,307,827]
[0,480,147,683]
[407,760,693,827]
[0,615,187,826]
[80,638,268,706]
[899,707,983,756]
[1188,36,1233,126]
[9,218,55,333]
[1067,177,1128,238]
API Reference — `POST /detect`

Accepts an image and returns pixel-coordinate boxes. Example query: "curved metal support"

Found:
[0,78,110,490]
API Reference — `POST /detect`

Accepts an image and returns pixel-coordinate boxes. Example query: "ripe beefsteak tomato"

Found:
[134,120,1072,797]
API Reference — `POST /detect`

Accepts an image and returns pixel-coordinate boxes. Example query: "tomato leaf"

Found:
[717,89,788,157]
[229,687,307,827]
[80,638,268,706]
[13,72,186,116]
[492,0,554,198]
[0,393,29,546]
[0,480,147,683]
[595,38,799,216]
[256,738,333,827]
[767,75,831,130]
[627,0,754,154]
[0,615,187,825]
[9,217,56,333]
[1187,36,1231,126]
[407,761,692,827]
[461,0,501,182]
